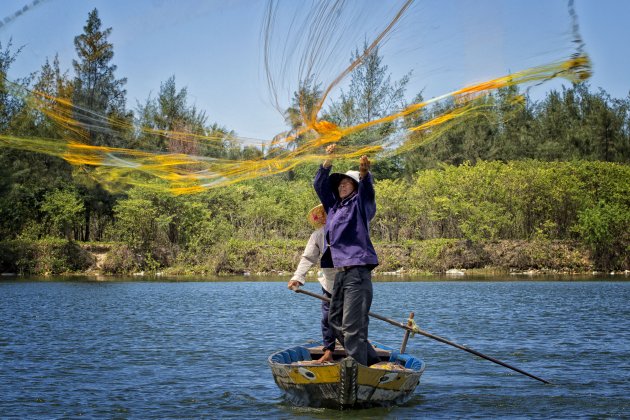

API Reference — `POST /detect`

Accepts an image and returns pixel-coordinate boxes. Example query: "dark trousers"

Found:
[328,266,380,366]
[321,288,335,351]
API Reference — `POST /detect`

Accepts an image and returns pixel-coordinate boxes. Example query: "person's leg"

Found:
[361,268,380,366]
[318,288,335,362]
[328,271,345,347]
[340,266,375,366]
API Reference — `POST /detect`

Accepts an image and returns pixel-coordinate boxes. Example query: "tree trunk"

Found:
[84,208,91,242]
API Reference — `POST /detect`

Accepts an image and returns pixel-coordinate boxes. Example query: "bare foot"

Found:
[316,349,334,363]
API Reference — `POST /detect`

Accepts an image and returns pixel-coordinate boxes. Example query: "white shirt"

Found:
[290,227,339,293]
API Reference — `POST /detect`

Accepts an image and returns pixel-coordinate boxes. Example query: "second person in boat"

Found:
[288,204,339,363]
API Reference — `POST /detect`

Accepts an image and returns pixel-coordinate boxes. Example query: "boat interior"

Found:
[308,345,390,362]
[270,343,423,370]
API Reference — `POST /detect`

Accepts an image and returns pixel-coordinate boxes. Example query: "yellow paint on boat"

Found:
[357,364,413,390]
[287,364,341,384]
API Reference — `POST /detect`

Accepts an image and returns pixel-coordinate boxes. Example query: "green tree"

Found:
[134,76,236,159]
[0,43,76,239]
[110,191,171,266]
[134,76,205,151]
[323,43,411,179]
[73,173,118,242]
[283,77,323,151]
[41,188,85,240]
[580,87,629,162]
[10,55,74,137]
[72,8,130,148]
[237,178,315,240]
[0,40,24,132]
[324,42,410,159]
[72,9,131,241]
[398,96,474,173]
[373,179,413,241]
[573,201,630,270]
[492,86,537,161]
[532,83,630,162]
[327,43,409,127]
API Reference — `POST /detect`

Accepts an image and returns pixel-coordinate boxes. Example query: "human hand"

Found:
[287,280,301,291]
[323,144,336,168]
[359,155,370,178]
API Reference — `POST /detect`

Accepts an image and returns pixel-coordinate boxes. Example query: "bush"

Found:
[0,239,94,275]
[573,201,630,270]
[101,244,140,274]
[168,238,306,275]
[0,240,36,274]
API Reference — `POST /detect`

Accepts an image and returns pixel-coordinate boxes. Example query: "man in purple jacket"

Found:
[313,144,380,366]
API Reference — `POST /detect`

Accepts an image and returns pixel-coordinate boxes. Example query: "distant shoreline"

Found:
[2,272,629,282]
[1,238,629,278]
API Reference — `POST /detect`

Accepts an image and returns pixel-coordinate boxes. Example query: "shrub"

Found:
[0,239,94,275]
[573,201,630,270]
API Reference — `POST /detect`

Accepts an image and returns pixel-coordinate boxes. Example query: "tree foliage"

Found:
[41,188,85,240]
[402,84,630,175]
[72,8,130,148]
[326,43,410,128]
[1,9,629,274]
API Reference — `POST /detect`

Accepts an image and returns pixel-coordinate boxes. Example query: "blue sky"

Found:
[1,0,629,142]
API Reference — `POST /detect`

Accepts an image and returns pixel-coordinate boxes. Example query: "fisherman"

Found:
[313,144,380,367]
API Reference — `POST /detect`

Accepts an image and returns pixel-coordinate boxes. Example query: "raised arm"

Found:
[314,144,337,211]
[323,144,335,170]
[358,155,376,220]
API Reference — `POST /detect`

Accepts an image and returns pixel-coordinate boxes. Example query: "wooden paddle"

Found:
[295,288,551,384]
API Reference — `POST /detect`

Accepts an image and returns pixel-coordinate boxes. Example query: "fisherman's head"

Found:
[330,170,360,200]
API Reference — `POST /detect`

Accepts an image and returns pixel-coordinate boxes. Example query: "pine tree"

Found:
[72,9,131,240]
[283,77,322,150]
[72,8,129,147]
[0,39,27,133]
[326,43,409,127]
[325,42,409,153]
[134,76,227,157]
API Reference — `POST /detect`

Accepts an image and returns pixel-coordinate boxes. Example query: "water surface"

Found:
[1,279,628,418]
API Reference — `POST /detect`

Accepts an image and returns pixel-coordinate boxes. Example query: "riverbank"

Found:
[1,238,628,278]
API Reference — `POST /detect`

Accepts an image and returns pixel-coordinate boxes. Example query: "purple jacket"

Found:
[314,165,379,269]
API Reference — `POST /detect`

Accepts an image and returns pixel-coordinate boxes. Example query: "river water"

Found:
[0,278,628,419]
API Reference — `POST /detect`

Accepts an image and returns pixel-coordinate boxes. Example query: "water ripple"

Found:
[0,279,628,418]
